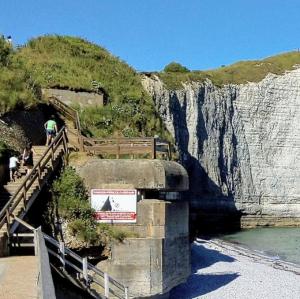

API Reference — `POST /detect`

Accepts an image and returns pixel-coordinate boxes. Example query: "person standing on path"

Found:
[44,115,58,146]
[22,143,36,176]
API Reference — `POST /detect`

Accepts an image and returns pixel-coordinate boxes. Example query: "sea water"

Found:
[221,227,300,265]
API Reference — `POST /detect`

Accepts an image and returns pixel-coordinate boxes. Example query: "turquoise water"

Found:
[221,227,300,265]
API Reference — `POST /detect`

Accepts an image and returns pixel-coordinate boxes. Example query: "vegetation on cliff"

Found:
[159,51,300,89]
[51,167,131,247]
[164,62,190,73]
[2,33,300,138]
[0,35,39,114]
[15,35,169,139]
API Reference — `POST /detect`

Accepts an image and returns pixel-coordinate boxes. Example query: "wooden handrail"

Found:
[48,97,83,151]
[48,96,171,159]
[0,127,68,231]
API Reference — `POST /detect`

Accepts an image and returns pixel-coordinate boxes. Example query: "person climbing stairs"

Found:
[0,133,68,253]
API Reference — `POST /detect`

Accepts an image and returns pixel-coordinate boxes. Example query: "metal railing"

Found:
[10,217,56,299]
[12,217,129,298]
[0,127,68,234]
[44,233,129,299]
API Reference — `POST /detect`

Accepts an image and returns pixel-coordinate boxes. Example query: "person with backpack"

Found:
[44,115,58,146]
[22,142,36,176]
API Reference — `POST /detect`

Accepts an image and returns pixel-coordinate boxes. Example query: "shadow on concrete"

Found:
[169,242,238,299]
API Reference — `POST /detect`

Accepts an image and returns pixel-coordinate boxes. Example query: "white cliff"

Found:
[142,69,300,224]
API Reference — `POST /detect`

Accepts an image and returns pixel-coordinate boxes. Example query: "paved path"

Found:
[0,256,38,299]
[170,239,300,299]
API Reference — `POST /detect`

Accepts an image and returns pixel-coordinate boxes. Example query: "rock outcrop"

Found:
[142,69,300,226]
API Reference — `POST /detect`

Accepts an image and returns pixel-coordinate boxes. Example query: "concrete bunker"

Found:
[76,159,190,298]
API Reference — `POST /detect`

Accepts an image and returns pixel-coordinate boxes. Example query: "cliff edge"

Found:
[142,69,300,227]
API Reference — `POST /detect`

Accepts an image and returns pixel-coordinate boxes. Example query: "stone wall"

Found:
[43,88,104,108]
[142,69,300,226]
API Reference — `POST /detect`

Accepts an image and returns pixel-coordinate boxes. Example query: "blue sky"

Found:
[1,0,299,71]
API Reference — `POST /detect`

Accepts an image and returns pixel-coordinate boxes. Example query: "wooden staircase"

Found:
[0,146,62,211]
[48,97,83,151]
[0,130,68,256]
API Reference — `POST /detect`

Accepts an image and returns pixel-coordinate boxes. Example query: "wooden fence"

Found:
[48,97,171,160]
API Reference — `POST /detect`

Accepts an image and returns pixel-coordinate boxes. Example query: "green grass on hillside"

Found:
[16,35,170,139]
[2,33,300,138]
[159,52,300,89]
[16,35,141,97]
[0,35,39,114]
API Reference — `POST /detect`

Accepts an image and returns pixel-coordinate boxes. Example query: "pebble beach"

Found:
[170,239,300,299]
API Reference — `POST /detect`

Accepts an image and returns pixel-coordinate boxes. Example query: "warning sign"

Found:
[91,189,137,223]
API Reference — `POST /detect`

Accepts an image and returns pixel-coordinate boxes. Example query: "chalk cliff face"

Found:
[142,69,300,221]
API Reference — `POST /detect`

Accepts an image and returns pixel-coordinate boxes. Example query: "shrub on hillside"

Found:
[164,62,190,73]
[15,35,171,139]
[159,52,300,89]
[0,34,40,114]
[0,35,12,66]
[52,166,131,245]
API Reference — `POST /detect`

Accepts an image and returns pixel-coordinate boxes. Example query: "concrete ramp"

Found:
[0,256,38,299]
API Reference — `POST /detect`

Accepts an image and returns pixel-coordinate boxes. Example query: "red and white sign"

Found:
[91,189,137,223]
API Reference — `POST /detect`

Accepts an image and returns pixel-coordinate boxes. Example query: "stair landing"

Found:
[0,255,38,299]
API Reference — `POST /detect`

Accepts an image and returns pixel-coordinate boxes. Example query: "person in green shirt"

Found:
[44,115,58,146]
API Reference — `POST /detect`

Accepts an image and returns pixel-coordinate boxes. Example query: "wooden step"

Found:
[0,144,65,235]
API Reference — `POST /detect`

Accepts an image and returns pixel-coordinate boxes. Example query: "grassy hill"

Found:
[13,35,168,139]
[159,52,300,89]
[0,35,39,114]
[2,34,300,139]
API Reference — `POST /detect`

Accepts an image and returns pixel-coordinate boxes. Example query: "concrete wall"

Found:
[43,88,104,108]
[75,159,190,298]
[77,159,189,191]
[97,200,190,298]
